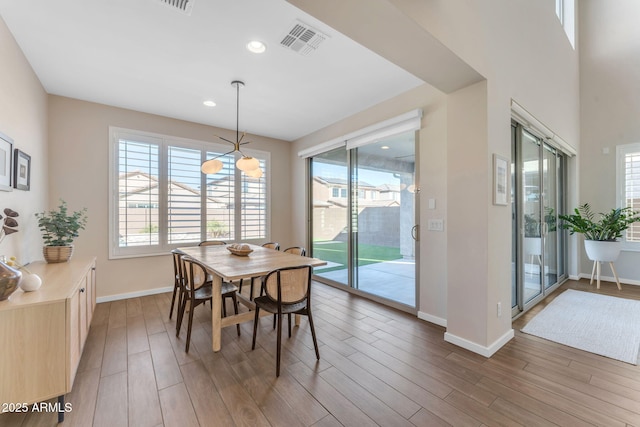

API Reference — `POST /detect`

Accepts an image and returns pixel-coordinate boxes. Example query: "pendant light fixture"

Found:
[201,80,262,176]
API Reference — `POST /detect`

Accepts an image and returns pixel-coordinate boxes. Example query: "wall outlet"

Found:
[497,302,502,317]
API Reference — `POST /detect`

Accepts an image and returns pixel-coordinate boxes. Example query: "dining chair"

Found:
[251,265,319,377]
[199,240,227,246]
[239,242,280,300]
[177,256,240,352]
[283,246,306,256]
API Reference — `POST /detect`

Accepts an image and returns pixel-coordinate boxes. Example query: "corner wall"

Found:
[0,16,48,263]
[579,0,640,283]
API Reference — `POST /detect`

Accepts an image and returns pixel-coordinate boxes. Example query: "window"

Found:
[332,188,339,197]
[617,143,640,246]
[109,127,270,258]
[555,0,575,48]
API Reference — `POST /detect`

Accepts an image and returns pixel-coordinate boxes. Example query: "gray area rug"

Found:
[521,289,640,365]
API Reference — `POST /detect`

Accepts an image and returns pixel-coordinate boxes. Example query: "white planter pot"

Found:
[524,237,542,256]
[584,240,622,262]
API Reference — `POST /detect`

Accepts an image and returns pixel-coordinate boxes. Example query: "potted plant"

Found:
[559,203,640,262]
[35,200,88,263]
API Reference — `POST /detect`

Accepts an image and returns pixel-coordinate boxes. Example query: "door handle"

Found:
[411,225,419,241]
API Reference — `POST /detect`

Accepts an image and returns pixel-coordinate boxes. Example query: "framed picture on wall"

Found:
[13,149,31,191]
[493,153,508,206]
[0,131,13,192]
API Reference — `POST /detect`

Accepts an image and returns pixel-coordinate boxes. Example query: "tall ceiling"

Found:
[0,0,425,141]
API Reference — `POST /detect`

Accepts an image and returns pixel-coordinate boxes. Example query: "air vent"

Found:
[157,0,193,15]
[280,20,329,56]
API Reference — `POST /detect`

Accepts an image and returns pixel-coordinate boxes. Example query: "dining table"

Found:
[176,244,327,352]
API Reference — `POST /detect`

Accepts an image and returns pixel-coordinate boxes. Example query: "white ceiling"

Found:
[0,0,425,141]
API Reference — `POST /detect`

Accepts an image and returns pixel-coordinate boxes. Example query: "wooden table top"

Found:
[176,244,326,281]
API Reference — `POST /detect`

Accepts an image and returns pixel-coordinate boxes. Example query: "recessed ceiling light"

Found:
[381,145,390,150]
[247,40,266,54]
[203,100,216,107]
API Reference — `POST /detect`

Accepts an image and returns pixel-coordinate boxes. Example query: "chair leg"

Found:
[273,313,277,329]
[288,313,292,338]
[169,285,178,320]
[276,313,283,377]
[176,295,187,337]
[249,277,256,301]
[233,293,240,336]
[185,300,195,353]
[251,307,260,350]
[222,296,227,317]
[308,310,320,360]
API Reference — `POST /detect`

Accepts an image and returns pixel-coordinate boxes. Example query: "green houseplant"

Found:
[35,200,88,263]
[559,203,640,262]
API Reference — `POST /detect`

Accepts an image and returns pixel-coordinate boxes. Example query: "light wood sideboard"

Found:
[0,256,96,422]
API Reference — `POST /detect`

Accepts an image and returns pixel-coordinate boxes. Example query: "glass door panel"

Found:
[351,132,416,307]
[310,149,349,286]
[543,144,558,289]
[351,134,416,307]
[522,130,543,304]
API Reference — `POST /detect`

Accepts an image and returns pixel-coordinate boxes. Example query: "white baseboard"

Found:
[577,273,640,287]
[569,274,580,281]
[444,328,514,358]
[417,311,447,327]
[97,286,173,303]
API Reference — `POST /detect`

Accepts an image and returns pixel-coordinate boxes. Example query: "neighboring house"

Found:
[118,171,230,244]
[312,176,401,208]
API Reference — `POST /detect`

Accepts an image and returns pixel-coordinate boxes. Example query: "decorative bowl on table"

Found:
[227,243,253,257]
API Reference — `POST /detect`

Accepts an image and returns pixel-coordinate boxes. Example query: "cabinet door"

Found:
[68,289,81,388]
[79,283,88,348]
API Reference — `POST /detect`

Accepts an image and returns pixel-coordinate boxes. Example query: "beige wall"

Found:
[48,96,292,299]
[579,0,640,283]
[0,16,48,264]
[289,0,580,355]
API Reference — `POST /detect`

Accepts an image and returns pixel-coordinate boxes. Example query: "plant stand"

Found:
[590,260,621,290]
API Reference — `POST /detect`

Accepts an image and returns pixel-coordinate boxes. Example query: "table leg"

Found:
[609,262,622,290]
[210,274,222,352]
[596,261,601,289]
[295,313,301,327]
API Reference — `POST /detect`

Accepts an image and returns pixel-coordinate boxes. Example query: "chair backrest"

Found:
[283,246,306,256]
[181,256,209,294]
[263,265,312,305]
[171,249,184,288]
[262,242,280,250]
[199,240,227,246]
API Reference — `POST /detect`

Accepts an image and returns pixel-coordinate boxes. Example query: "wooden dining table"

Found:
[176,244,326,352]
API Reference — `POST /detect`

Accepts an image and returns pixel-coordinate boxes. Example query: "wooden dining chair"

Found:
[283,246,306,256]
[251,265,319,377]
[177,256,240,352]
[199,240,227,246]
[239,242,281,300]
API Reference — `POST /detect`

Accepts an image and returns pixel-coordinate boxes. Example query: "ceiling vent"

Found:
[157,0,193,15]
[280,20,329,56]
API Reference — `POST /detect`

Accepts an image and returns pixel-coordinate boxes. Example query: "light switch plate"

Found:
[427,219,444,231]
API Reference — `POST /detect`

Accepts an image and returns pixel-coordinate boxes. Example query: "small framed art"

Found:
[13,149,31,191]
[493,153,508,206]
[0,131,13,192]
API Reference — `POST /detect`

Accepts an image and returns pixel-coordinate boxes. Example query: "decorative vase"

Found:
[20,272,42,292]
[584,240,622,262]
[43,245,74,263]
[0,261,23,301]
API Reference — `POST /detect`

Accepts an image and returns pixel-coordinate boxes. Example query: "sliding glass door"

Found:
[310,131,418,309]
[512,122,567,316]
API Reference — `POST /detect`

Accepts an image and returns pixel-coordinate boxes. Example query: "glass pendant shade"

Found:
[236,156,260,172]
[245,167,263,178]
[201,158,224,174]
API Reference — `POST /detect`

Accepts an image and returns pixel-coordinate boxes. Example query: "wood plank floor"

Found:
[2,278,640,426]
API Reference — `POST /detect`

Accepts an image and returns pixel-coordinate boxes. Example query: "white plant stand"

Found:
[584,240,622,290]
[590,260,621,290]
